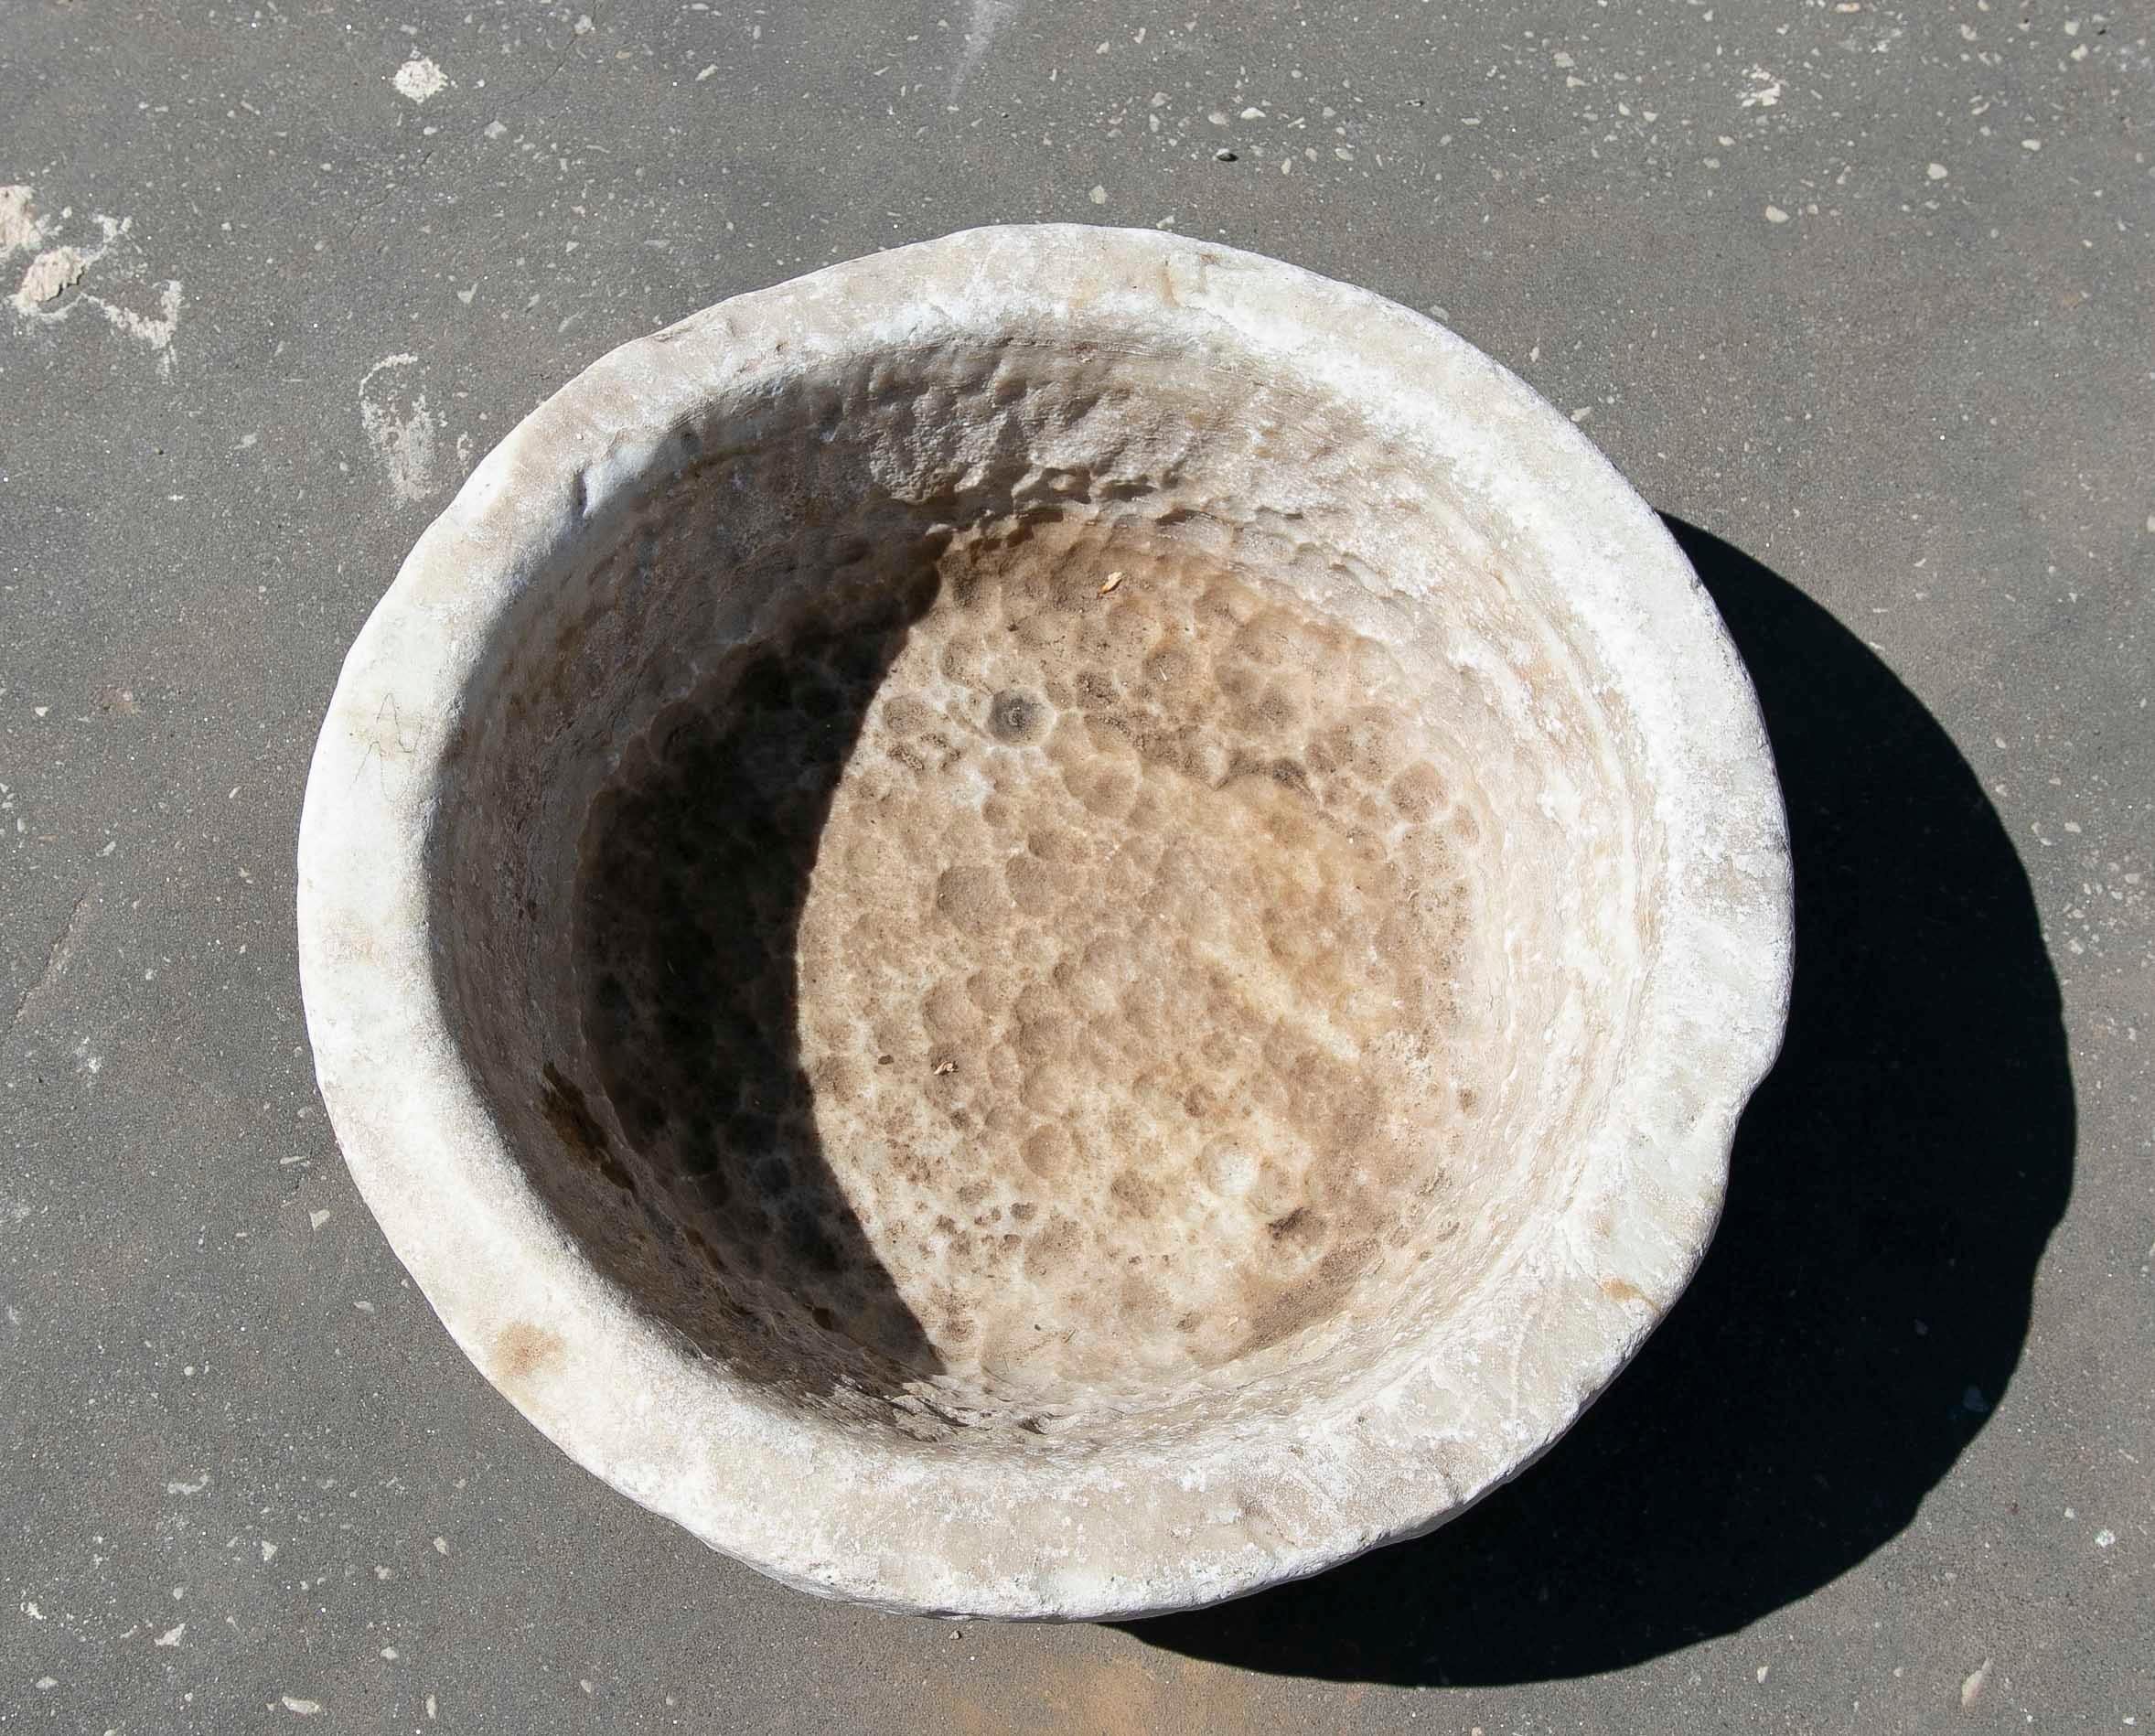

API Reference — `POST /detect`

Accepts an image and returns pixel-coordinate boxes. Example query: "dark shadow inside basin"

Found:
[574,566,948,1398]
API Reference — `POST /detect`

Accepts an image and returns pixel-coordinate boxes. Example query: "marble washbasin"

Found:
[296,226,1791,1619]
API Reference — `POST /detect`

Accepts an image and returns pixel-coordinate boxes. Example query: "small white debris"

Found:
[155,1623,186,1646]
[166,1473,209,1495]
[2096,1528,2116,1548]
[2021,138,2042,150]
[427,1695,438,1720]
[392,57,448,105]
[483,120,508,140]
[309,1210,332,1230]
[260,1540,278,1562]
[1961,1659,1990,1707]
[282,1696,323,1716]
[1741,67,1783,108]
[1088,185,1107,205]
[456,284,476,305]
[1099,570,1125,595]
[574,14,595,34]
[1927,163,1948,179]
[1764,205,1790,223]
[381,1647,399,1659]
[1756,1665,1770,1683]
[695,64,717,80]
[1239,106,1265,119]
[433,1537,448,1555]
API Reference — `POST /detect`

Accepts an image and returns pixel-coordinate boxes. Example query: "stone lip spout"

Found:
[295,226,1792,1620]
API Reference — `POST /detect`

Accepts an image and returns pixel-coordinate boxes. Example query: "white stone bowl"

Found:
[296,226,1791,1620]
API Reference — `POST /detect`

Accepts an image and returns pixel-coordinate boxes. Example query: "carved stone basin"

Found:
[296,226,1791,1619]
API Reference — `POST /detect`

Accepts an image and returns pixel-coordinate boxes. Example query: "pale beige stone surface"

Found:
[295,225,1791,1618]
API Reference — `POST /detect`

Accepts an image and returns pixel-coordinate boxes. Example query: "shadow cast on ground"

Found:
[1120,515,2075,1684]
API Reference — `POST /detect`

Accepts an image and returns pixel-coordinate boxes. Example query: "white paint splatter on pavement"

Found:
[0,185,47,255]
[358,355,438,505]
[5,194,183,374]
[393,56,449,104]
[950,0,1022,101]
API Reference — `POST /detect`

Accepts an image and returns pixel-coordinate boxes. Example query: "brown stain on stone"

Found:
[494,1321,564,1387]
[540,1062,634,1193]
[1601,1276,1648,1305]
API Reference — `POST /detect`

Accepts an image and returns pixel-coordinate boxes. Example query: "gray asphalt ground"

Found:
[3,1,2150,1731]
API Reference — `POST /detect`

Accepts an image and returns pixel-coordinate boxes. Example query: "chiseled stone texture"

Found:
[296,225,1791,1619]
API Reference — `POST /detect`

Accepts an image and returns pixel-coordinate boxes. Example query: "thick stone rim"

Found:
[296,225,1792,1619]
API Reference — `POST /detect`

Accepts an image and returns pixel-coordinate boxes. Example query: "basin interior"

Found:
[431,329,1659,1453]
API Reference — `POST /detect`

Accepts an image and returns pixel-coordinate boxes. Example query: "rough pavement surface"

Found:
[2,1,2149,1731]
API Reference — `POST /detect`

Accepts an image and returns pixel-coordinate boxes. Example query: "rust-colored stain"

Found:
[938,1644,1295,1736]
[494,1320,564,1387]
[1601,1276,1647,1305]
